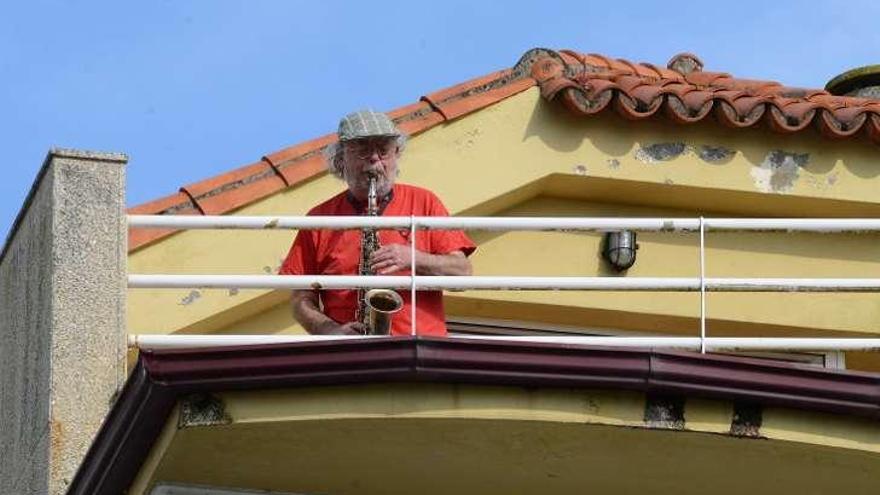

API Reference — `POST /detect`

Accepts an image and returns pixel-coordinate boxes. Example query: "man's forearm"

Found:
[416,250,472,276]
[291,290,366,335]
[291,290,341,334]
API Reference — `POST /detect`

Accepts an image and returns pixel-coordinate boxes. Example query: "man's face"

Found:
[341,137,400,200]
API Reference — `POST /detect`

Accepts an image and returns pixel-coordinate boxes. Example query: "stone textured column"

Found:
[0,148,127,495]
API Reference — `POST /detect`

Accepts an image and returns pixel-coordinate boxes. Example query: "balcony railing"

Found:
[127,215,880,353]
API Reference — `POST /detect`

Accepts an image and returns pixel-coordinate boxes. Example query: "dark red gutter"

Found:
[67,337,880,495]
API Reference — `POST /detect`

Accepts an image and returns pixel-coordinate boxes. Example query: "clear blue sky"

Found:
[2,1,878,240]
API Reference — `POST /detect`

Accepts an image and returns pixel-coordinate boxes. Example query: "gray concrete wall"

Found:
[0,148,127,495]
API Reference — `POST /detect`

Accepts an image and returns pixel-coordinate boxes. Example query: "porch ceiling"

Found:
[146,416,880,495]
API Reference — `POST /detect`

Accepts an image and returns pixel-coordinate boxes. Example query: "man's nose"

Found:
[362,159,382,173]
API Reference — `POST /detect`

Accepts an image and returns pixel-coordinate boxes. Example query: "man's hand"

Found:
[370,244,414,274]
[316,320,367,335]
[371,244,472,276]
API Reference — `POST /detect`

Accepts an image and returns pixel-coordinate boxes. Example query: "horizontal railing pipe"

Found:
[128,215,880,233]
[128,215,413,230]
[127,334,880,352]
[704,218,880,233]
[702,337,880,352]
[127,274,411,290]
[127,215,703,231]
[127,274,880,292]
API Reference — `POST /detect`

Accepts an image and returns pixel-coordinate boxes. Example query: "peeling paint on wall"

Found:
[453,128,482,148]
[179,393,232,428]
[634,142,738,166]
[572,164,587,175]
[606,158,620,169]
[634,142,687,163]
[698,145,734,164]
[827,172,839,186]
[644,394,685,429]
[805,171,839,191]
[730,402,763,438]
[750,150,809,193]
[179,290,201,306]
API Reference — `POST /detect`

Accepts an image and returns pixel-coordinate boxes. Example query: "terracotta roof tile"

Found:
[263,133,337,169]
[424,77,535,121]
[187,162,287,216]
[394,104,446,136]
[421,69,534,120]
[273,154,326,188]
[868,114,880,141]
[264,133,336,187]
[128,48,880,252]
[127,192,200,250]
[528,49,880,145]
[422,69,510,107]
[181,161,275,200]
[128,191,194,216]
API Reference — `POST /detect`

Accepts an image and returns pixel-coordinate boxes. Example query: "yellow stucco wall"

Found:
[128,87,880,367]
[130,384,880,495]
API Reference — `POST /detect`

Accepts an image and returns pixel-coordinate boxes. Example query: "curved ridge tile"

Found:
[665,92,715,124]
[866,114,880,144]
[560,86,615,115]
[614,91,664,120]
[715,99,767,128]
[530,49,880,144]
[685,71,733,87]
[582,52,616,69]
[817,108,869,139]
[767,105,817,133]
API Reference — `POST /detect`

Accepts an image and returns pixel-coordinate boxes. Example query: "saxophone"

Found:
[357,174,403,335]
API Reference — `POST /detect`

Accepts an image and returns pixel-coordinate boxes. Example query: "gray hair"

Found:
[324,134,408,179]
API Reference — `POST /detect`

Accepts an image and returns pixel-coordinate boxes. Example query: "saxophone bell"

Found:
[364,289,404,335]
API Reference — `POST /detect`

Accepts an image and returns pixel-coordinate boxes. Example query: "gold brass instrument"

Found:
[357,174,403,335]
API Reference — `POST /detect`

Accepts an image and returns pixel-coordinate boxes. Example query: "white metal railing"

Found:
[126,334,880,352]
[127,215,880,353]
[128,215,880,232]
[127,274,880,291]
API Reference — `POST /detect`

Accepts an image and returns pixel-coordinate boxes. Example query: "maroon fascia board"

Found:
[67,337,880,495]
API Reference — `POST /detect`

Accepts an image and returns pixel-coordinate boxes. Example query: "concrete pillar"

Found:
[0,148,127,495]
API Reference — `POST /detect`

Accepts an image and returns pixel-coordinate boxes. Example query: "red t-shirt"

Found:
[280,184,476,336]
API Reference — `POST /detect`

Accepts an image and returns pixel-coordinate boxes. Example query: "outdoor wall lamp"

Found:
[601,230,638,271]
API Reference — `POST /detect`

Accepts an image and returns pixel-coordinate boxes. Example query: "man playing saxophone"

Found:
[280,109,475,336]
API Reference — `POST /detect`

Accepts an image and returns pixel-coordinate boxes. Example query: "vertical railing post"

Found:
[410,215,417,336]
[699,216,707,353]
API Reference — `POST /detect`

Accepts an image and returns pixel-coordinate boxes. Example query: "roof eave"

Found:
[67,337,880,495]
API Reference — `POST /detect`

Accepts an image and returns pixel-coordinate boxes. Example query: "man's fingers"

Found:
[373,245,395,256]
[371,258,392,269]
[370,249,395,264]
[370,244,412,273]
[371,260,398,274]
[341,322,366,335]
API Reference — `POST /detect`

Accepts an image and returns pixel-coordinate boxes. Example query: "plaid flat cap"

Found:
[337,109,401,141]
